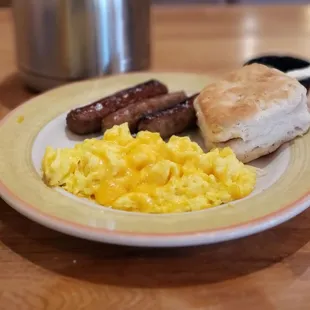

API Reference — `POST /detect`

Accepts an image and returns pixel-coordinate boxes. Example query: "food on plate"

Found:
[66,79,168,135]
[41,123,256,214]
[17,115,24,124]
[138,93,199,139]
[194,63,310,163]
[102,91,187,132]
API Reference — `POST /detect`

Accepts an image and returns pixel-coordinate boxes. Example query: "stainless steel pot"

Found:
[12,0,151,91]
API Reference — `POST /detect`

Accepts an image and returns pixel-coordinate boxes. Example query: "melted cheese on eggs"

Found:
[42,123,256,213]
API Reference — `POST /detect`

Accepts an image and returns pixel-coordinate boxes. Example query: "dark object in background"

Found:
[244,55,310,91]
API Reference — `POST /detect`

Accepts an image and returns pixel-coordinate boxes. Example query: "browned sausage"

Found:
[66,79,168,135]
[137,93,199,139]
[102,91,187,132]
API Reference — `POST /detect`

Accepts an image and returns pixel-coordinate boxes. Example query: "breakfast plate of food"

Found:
[1,66,310,247]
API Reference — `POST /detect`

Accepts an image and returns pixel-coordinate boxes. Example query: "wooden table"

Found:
[0,5,310,309]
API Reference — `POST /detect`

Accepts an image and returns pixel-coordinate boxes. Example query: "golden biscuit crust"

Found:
[195,64,302,134]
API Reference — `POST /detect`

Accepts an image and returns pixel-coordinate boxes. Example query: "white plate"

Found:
[1,72,310,247]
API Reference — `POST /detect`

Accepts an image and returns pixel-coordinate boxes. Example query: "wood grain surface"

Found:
[0,5,310,310]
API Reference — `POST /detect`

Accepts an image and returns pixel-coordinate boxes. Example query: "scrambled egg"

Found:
[42,123,256,213]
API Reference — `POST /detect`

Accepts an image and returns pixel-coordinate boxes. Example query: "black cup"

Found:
[244,55,310,91]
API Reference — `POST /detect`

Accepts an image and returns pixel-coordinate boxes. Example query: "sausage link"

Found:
[137,93,199,139]
[66,79,168,135]
[102,91,187,132]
